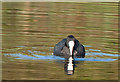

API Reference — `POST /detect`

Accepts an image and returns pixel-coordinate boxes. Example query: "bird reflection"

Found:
[63,56,85,75]
[64,57,75,75]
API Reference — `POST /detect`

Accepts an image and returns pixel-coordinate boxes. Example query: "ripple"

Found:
[84,45,92,47]
[89,49,101,51]
[33,51,46,54]
[86,52,118,57]
[75,58,117,62]
[4,53,117,62]
[16,46,25,47]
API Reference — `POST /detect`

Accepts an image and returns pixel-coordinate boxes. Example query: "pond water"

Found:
[2,2,118,80]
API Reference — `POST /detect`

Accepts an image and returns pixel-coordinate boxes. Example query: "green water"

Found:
[2,2,118,80]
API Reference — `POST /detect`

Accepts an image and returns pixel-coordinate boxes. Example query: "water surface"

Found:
[2,2,118,80]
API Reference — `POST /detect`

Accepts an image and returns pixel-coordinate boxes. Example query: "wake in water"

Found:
[4,53,117,62]
[3,45,118,62]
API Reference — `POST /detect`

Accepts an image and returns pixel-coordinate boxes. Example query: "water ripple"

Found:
[4,53,117,62]
[86,52,118,57]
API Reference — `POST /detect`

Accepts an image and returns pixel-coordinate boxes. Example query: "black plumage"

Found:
[53,35,85,58]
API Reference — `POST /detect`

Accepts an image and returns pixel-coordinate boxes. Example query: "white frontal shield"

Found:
[68,41,75,55]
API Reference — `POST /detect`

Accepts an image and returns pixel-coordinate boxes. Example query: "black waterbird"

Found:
[53,35,85,58]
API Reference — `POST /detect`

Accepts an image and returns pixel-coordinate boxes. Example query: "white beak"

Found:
[68,41,75,55]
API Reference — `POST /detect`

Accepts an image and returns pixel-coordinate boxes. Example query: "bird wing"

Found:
[53,38,67,55]
[74,40,85,58]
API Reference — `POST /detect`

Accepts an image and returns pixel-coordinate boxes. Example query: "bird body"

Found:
[53,35,85,58]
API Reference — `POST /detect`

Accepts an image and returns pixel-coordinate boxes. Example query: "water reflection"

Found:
[64,59,85,75]
[64,57,75,75]
[4,51,117,76]
[3,48,118,76]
